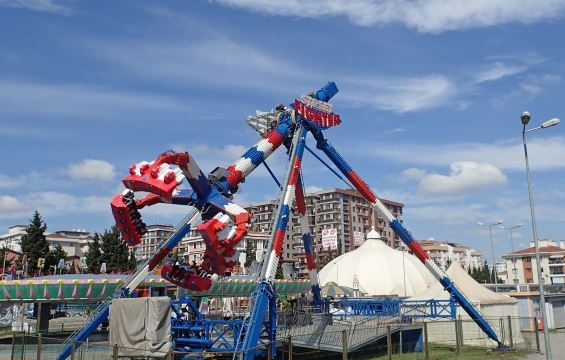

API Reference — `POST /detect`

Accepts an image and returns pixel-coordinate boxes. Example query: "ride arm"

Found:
[260,125,308,280]
[239,126,307,360]
[294,171,322,302]
[309,130,502,345]
[215,112,296,196]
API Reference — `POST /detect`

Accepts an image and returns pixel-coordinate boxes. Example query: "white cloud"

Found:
[0,80,189,118]
[0,0,72,15]
[402,168,427,180]
[67,159,116,181]
[0,191,111,220]
[85,31,459,113]
[304,185,324,194]
[340,74,455,112]
[369,136,565,171]
[406,161,507,196]
[490,73,561,106]
[0,195,27,215]
[83,37,310,94]
[407,202,488,225]
[212,0,565,33]
[474,62,527,83]
[0,175,20,188]
[169,143,250,174]
[519,74,561,94]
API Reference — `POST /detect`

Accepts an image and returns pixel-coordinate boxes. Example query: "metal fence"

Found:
[2,316,544,360]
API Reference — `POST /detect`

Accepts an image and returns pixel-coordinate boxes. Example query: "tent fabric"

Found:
[110,297,171,357]
[407,263,522,346]
[408,263,517,305]
[321,282,365,297]
[318,227,435,297]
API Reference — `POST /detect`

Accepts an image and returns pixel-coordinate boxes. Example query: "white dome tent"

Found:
[318,227,435,297]
[408,263,523,346]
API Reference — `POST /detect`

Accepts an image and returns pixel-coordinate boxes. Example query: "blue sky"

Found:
[1,0,564,263]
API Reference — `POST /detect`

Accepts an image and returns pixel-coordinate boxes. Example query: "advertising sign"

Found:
[322,228,338,250]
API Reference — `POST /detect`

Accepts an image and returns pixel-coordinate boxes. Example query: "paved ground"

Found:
[522,329,565,359]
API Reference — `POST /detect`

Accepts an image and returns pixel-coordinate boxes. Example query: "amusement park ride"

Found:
[57,82,505,359]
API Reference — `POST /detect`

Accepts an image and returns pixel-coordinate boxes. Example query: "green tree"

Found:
[468,265,476,279]
[481,261,492,283]
[100,226,130,273]
[275,263,284,279]
[318,249,336,268]
[468,262,494,284]
[0,248,12,274]
[67,262,77,274]
[85,233,103,274]
[20,211,50,276]
[127,249,138,271]
[46,244,68,274]
[243,238,256,267]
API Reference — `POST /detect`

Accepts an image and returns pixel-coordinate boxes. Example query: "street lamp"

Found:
[477,220,503,290]
[500,224,522,285]
[522,111,559,360]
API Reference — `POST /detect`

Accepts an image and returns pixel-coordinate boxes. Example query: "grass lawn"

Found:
[344,344,533,360]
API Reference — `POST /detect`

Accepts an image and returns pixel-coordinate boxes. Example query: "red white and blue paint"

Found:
[109,81,502,347]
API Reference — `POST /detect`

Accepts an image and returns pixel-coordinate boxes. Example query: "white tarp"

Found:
[409,263,517,305]
[408,263,523,346]
[110,297,172,357]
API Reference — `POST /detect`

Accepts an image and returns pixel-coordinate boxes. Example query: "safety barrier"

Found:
[2,316,549,359]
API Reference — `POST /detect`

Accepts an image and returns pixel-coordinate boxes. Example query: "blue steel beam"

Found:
[306,127,502,346]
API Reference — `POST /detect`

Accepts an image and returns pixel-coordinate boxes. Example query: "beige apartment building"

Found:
[502,240,565,285]
[136,225,268,274]
[419,239,483,270]
[245,188,404,270]
[135,188,403,274]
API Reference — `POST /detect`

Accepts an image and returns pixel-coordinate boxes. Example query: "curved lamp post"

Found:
[477,220,503,290]
[521,111,559,360]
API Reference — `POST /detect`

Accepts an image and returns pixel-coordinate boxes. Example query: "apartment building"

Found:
[136,225,268,274]
[502,240,565,285]
[0,226,91,258]
[245,188,404,270]
[46,229,91,258]
[136,224,175,261]
[419,239,483,270]
[0,225,27,252]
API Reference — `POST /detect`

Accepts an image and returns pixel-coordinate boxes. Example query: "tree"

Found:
[243,238,256,268]
[444,258,453,271]
[481,261,492,283]
[318,249,336,267]
[20,211,50,276]
[100,226,130,273]
[275,263,284,279]
[85,233,103,274]
[468,265,476,280]
[468,261,493,284]
[127,249,138,271]
[0,247,12,274]
[46,244,67,274]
